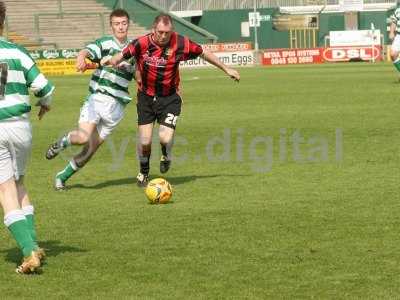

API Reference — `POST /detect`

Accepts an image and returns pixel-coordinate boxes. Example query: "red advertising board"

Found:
[322,46,381,62]
[262,48,324,65]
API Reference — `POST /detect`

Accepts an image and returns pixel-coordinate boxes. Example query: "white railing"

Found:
[148,0,395,10]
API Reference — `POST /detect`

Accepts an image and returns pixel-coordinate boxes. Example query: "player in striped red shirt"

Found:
[102,14,240,186]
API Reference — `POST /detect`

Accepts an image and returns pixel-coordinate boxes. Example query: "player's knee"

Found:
[159,134,174,146]
[0,177,16,194]
[390,52,399,61]
[159,127,174,144]
[76,132,90,144]
[159,136,173,145]
[139,135,152,146]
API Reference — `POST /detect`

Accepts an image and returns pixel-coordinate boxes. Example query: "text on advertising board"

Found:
[322,46,381,62]
[262,48,323,65]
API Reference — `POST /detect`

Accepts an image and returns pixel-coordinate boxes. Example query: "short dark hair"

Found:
[0,1,6,29]
[109,9,130,24]
[152,14,173,28]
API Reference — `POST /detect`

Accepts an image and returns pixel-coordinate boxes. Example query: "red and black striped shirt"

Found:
[122,32,203,97]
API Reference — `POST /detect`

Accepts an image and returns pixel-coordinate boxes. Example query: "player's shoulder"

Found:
[170,32,189,48]
[95,35,126,51]
[174,32,183,38]
[0,38,27,52]
[134,34,151,43]
[394,7,400,15]
[175,32,197,45]
[0,39,33,59]
[174,32,186,41]
[128,34,151,50]
[91,35,115,47]
[96,35,114,42]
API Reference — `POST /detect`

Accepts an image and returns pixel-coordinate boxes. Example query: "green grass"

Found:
[0,62,399,299]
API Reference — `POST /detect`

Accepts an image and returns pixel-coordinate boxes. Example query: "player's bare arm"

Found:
[390,22,396,41]
[100,52,124,67]
[33,78,53,120]
[35,95,51,120]
[76,49,91,72]
[37,105,50,120]
[201,50,240,82]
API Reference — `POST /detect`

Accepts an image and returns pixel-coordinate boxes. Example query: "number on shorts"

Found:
[165,113,178,126]
[0,62,8,100]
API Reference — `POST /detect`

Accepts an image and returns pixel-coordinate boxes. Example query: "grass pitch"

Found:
[0,62,399,299]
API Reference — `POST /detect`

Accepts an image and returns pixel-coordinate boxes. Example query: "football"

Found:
[145,178,173,204]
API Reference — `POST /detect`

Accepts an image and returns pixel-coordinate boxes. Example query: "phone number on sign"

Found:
[269,56,315,64]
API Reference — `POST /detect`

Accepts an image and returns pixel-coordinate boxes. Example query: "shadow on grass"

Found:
[167,174,248,185]
[67,174,249,190]
[68,177,135,190]
[1,240,88,265]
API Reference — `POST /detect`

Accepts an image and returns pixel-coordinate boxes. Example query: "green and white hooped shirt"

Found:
[85,35,135,106]
[0,37,54,122]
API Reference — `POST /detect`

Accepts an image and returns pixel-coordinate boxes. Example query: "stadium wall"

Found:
[194,9,389,49]
[94,1,390,48]
[359,11,389,42]
[96,0,216,43]
[196,8,289,49]
[318,13,345,46]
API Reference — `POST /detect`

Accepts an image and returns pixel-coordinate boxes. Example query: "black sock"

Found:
[139,157,150,175]
[139,144,151,175]
[161,144,168,157]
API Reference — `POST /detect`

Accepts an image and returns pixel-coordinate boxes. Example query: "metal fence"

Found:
[147,0,396,10]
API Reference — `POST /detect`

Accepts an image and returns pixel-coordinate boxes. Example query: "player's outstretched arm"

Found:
[76,49,90,73]
[389,22,396,41]
[100,52,124,67]
[200,50,240,82]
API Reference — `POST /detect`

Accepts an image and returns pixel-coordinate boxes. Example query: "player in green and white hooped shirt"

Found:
[0,1,54,274]
[45,9,138,190]
[389,8,400,74]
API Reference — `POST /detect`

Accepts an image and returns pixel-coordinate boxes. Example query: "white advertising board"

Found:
[339,0,363,12]
[330,30,380,47]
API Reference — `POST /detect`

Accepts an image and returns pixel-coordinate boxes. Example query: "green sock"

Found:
[56,160,79,182]
[23,205,37,243]
[394,59,400,72]
[25,214,37,243]
[5,211,37,257]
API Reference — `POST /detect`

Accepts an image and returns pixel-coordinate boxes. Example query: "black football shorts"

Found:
[137,91,182,129]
